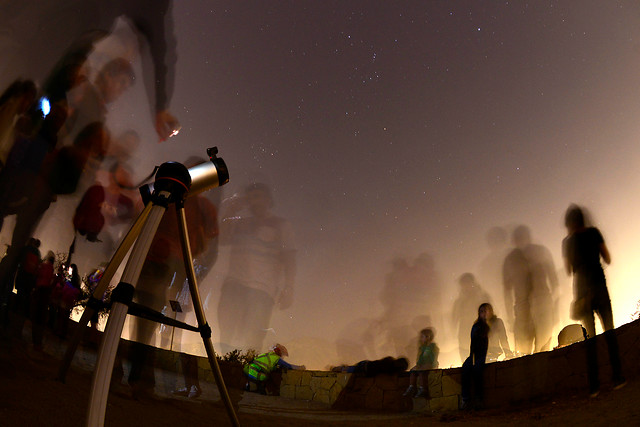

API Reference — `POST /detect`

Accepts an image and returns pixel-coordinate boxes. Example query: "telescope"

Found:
[140,146,229,204]
[57,146,239,426]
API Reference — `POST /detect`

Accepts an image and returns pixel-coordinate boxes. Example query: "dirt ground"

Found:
[1,327,639,427]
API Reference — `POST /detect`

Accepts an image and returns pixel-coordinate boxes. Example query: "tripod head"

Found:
[140,146,229,205]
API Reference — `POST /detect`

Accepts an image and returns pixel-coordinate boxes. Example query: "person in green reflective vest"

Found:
[243,343,305,394]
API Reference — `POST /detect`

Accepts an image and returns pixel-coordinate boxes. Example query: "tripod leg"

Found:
[175,204,240,427]
[87,200,168,427]
[57,202,153,382]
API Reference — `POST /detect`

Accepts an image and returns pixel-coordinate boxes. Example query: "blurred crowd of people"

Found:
[0,2,627,410]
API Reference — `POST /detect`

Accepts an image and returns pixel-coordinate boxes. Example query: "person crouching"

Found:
[243,343,305,395]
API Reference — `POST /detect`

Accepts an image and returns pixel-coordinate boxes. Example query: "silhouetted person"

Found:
[562,204,625,396]
[452,273,491,364]
[503,225,558,354]
[484,303,513,362]
[217,183,296,353]
[460,303,490,410]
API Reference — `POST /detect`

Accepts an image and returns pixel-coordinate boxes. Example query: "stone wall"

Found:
[272,318,640,412]
[135,317,640,413]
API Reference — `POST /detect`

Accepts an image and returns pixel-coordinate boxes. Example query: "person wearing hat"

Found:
[243,343,305,395]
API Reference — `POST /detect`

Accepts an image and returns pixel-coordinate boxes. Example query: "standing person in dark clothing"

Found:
[562,204,625,397]
[460,303,490,410]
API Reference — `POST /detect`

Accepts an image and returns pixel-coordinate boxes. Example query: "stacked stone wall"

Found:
[132,317,640,413]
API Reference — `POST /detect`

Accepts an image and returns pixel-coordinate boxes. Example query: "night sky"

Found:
[3,1,640,368]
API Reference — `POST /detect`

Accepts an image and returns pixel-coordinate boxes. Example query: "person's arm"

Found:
[543,246,559,295]
[127,0,179,141]
[497,318,513,356]
[277,358,305,370]
[562,237,573,275]
[600,242,611,265]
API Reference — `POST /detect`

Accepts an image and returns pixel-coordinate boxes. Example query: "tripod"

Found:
[58,153,239,427]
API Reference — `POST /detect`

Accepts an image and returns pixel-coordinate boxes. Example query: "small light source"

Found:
[40,97,50,118]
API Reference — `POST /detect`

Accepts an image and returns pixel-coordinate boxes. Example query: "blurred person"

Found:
[379,256,413,356]
[451,273,491,364]
[379,253,441,358]
[403,327,439,398]
[0,56,133,308]
[11,237,41,336]
[167,174,220,400]
[104,130,140,166]
[58,57,135,146]
[71,161,137,274]
[0,79,38,168]
[562,204,625,397]
[37,0,179,142]
[243,343,305,395]
[30,250,55,351]
[51,263,81,338]
[335,317,381,365]
[412,253,443,339]
[331,356,409,376]
[0,121,108,295]
[460,303,490,410]
[0,105,67,325]
[477,226,510,322]
[484,303,513,362]
[73,161,136,242]
[217,183,297,353]
[503,225,558,354]
[127,165,218,398]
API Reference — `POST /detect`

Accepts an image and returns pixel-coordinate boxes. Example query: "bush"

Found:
[220,348,257,365]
